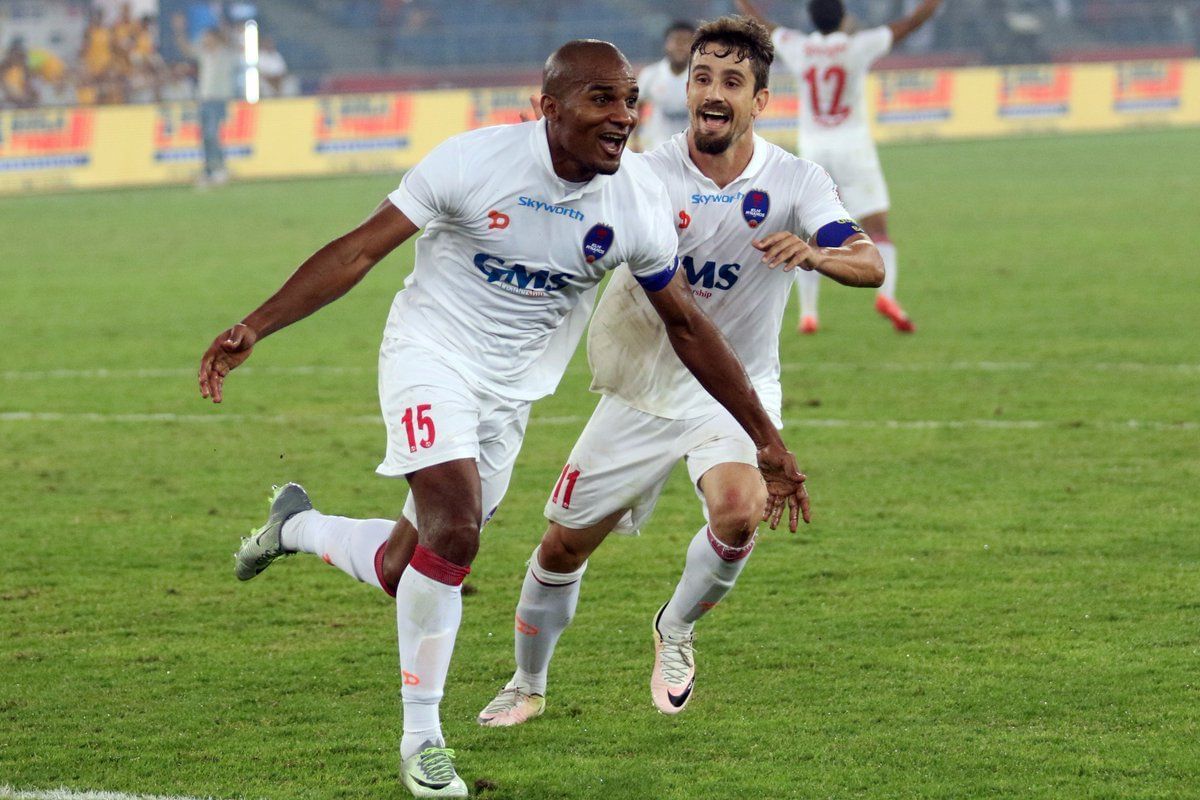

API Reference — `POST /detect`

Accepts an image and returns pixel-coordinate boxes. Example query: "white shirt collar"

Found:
[531,117,613,203]
[672,130,770,191]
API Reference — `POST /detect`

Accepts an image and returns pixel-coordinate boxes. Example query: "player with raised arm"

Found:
[476,16,883,727]
[198,39,809,799]
[635,20,694,152]
[737,0,943,334]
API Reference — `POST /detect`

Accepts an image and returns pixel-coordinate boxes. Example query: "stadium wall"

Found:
[2,59,1197,195]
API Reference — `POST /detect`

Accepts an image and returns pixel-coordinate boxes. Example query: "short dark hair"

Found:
[665,20,695,39]
[689,15,774,93]
[808,0,846,34]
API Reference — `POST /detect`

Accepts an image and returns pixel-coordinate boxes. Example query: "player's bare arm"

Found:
[198,201,418,403]
[889,0,944,46]
[734,0,777,33]
[755,231,884,286]
[642,270,811,531]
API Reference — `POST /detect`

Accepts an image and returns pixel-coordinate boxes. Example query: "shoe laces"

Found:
[658,631,695,685]
[417,747,458,783]
[483,685,529,715]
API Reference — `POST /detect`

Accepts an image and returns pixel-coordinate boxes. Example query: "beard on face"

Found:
[694,128,734,154]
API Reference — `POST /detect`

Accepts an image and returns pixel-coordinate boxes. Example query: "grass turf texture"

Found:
[2,128,1198,800]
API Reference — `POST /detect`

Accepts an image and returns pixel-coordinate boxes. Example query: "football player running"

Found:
[477,16,883,727]
[738,0,943,334]
[199,39,809,799]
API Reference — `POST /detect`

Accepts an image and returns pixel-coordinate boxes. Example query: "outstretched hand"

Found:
[755,441,812,532]
[198,323,257,403]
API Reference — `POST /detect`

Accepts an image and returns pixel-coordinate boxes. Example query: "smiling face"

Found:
[543,43,639,181]
[687,45,768,155]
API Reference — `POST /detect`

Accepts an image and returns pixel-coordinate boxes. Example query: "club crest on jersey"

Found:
[742,190,770,228]
[582,224,614,264]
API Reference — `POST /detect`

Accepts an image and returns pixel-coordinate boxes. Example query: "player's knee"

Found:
[708,484,766,546]
[538,526,591,573]
[422,512,483,567]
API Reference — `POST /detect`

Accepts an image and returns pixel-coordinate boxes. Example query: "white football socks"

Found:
[511,546,587,696]
[796,268,821,321]
[281,510,391,590]
[395,546,469,760]
[878,240,898,301]
[658,526,754,639]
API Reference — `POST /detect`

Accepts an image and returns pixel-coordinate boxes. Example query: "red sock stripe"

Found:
[374,542,396,598]
[410,544,471,586]
[706,526,755,562]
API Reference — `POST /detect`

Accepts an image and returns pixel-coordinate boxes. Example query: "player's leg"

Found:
[479,396,680,726]
[395,457,481,798]
[795,269,821,334]
[477,513,622,727]
[850,145,912,333]
[650,412,767,714]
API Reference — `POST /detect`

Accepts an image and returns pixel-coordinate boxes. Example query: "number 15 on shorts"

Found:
[401,404,436,452]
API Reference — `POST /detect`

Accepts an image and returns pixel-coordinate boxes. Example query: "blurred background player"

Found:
[173,14,239,186]
[634,19,694,151]
[477,15,879,727]
[738,0,943,334]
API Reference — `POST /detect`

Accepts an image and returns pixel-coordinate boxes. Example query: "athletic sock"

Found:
[395,545,469,761]
[281,510,391,590]
[877,240,898,301]
[796,268,821,321]
[511,546,586,696]
[658,525,755,639]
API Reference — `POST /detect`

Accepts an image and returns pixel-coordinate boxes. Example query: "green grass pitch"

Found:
[2,128,1198,800]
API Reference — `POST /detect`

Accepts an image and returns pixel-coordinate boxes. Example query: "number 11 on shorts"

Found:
[552,463,581,508]
[401,404,436,452]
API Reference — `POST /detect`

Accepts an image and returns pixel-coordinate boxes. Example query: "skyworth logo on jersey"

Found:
[582,224,614,264]
[315,95,412,153]
[1113,61,1183,114]
[473,253,570,296]
[998,66,1071,118]
[742,190,770,229]
[518,196,585,222]
[0,108,93,172]
[692,191,744,205]
[154,103,256,163]
[876,70,954,124]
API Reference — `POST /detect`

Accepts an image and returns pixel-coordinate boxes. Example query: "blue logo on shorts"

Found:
[582,224,614,264]
[742,190,769,228]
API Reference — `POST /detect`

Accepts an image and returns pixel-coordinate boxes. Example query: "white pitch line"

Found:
[3,362,1199,381]
[0,787,228,800]
[0,411,1194,432]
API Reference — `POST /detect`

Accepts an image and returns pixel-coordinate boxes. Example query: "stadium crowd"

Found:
[0,1,291,109]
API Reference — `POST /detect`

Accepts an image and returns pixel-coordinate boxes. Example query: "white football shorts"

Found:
[376,335,530,528]
[803,137,890,219]
[544,394,761,535]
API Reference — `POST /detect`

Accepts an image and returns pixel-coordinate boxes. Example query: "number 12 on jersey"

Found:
[803,65,849,122]
[401,404,436,452]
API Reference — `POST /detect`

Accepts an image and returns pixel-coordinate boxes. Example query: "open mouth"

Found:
[698,108,732,133]
[598,132,627,157]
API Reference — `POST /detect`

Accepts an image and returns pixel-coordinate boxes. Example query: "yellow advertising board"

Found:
[2,59,1197,196]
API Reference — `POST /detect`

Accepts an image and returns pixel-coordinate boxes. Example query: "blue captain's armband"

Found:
[814,219,866,248]
[634,258,679,292]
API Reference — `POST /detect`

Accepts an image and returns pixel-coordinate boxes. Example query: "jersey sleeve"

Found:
[771,27,805,73]
[624,184,679,291]
[793,162,853,239]
[849,26,893,70]
[386,136,464,228]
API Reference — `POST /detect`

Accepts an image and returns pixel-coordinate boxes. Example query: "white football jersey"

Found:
[588,133,851,422]
[386,119,678,402]
[772,26,893,149]
[637,58,690,151]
